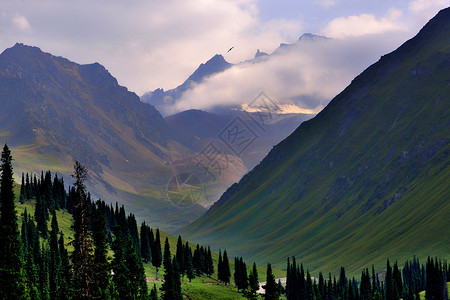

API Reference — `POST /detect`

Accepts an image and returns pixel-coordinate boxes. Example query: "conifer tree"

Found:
[176,235,185,276]
[306,270,314,300]
[152,228,162,280]
[234,257,242,291]
[207,246,214,276]
[20,172,26,203]
[70,161,95,299]
[161,238,182,300]
[0,144,30,299]
[264,263,279,300]
[58,232,72,300]
[184,242,194,282]
[385,259,395,300]
[125,236,148,299]
[111,225,131,299]
[25,172,32,200]
[218,249,223,282]
[39,243,50,300]
[49,210,61,299]
[245,262,259,300]
[140,222,151,263]
[240,257,248,291]
[92,200,114,299]
[172,256,182,300]
[222,250,231,285]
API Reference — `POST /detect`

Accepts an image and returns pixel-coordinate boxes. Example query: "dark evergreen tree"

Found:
[234,257,248,291]
[264,263,279,300]
[140,222,152,263]
[39,244,50,300]
[207,246,214,277]
[92,200,115,299]
[222,250,231,285]
[184,242,195,282]
[176,235,185,276]
[234,257,242,291]
[125,235,148,299]
[161,237,182,300]
[35,193,48,238]
[385,259,395,300]
[152,228,162,280]
[360,268,372,300]
[111,225,131,299]
[0,144,30,299]
[58,232,73,300]
[25,172,32,200]
[244,262,259,300]
[218,250,223,283]
[20,172,26,203]
[70,161,95,299]
[393,261,402,299]
[49,210,61,300]
[305,270,314,300]
[172,256,182,300]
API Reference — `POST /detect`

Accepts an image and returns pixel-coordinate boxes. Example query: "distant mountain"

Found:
[142,33,331,116]
[141,54,232,116]
[165,109,314,170]
[0,43,206,231]
[180,8,450,274]
[298,32,330,41]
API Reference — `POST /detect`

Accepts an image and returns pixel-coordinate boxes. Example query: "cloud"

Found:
[316,0,337,9]
[408,0,450,25]
[322,8,406,38]
[11,14,31,32]
[171,31,409,114]
[0,0,301,95]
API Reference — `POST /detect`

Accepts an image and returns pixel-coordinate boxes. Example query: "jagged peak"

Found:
[298,33,330,41]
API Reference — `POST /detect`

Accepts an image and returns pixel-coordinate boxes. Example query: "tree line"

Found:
[283,256,449,300]
[0,145,222,299]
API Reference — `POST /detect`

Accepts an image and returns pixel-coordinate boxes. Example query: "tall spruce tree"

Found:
[92,200,115,299]
[218,250,223,282]
[49,210,61,300]
[222,250,231,285]
[176,236,185,276]
[184,243,194,282]
[245,262,259,300]
[207,246,214,277]
[70,161,95,299]
[125,236,148,299]
[385,259,395,300]
[264,263,279,300]
[161,237,182,300]
[140,222,151,263]
[0,144,30,299]
[111,225,131,299]
[152,228,162,280]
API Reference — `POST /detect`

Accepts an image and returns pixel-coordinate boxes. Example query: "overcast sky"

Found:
[1,0,448,104]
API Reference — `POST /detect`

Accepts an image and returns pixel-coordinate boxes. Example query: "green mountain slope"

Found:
[179,8,450,274]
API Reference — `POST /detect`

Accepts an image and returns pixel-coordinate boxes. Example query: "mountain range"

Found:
[179,7,450,274]
[0,42,312,231]
[0,43,208,231]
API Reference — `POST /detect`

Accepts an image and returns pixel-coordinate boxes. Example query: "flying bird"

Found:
[227,46,234,53]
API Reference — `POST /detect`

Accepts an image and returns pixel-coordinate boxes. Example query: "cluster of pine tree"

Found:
[285,256,449,300]
[19,171,68,239]
[218,249,231,284]
[2,145,231,299]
